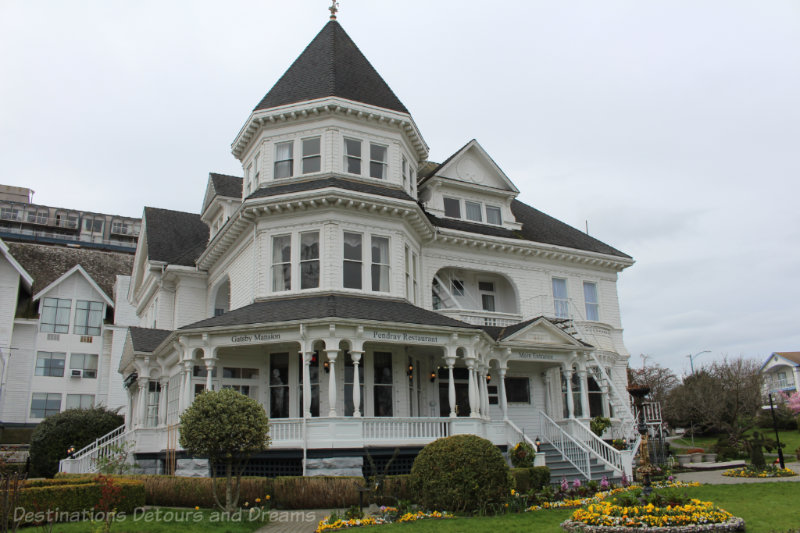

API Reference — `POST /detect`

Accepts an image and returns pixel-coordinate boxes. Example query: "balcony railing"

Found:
[437,309,522,327]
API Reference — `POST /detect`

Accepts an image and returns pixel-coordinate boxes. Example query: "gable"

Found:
[432,140,519,193]
[33,265,113,307]
[500,318,586,348]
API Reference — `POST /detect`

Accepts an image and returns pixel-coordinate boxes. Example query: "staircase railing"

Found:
[59,424,133,474]
[504,419,536,449]
[539,412,591,480]
[565,418,632,477]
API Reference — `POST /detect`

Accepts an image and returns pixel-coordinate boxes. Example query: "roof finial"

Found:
[329,0,339,20]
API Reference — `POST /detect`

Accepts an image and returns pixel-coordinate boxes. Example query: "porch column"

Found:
[600,383,611,418]
[498,366,509,420]
[479,365,490,419]
[542,371,552,417]
[181,360,193,411]
[302,351,313,418]
[578,368,590,419]
[158,378,169,426]
[126,386,135,429]
[466,358,479,418]
[445,355,457,417]
[326,349,338,417]
[137,377,149,428]
[350,350,363,417]
[564,366,575,418]
[204,357,217,391]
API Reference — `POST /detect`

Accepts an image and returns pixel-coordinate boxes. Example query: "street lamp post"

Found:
[768,394,786,469]
[686,350,711,375]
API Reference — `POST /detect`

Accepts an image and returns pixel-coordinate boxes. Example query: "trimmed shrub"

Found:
[16,478,145,523]
[529,466,550,490]
[510,468,531,492]
[29,407,123,478]
[409,434,511,512]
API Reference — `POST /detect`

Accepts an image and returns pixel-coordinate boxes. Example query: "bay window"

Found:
[369,144,387,179]
[302,137,321,174]
[344,138,362,175]
[371,236,390,292]
[272,235,291,291]
[300,231,320,289]
[274,141,294,179]
[343,232,363,289]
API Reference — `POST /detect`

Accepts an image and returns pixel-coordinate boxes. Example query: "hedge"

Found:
[509,466,550,493]
[15,479,145,523]
[55,474,416,509]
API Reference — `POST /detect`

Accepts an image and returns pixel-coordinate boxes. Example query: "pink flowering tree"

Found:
[780,391,800,415]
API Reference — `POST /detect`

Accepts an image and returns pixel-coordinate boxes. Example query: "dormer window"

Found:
[443,197,503,226]
[486,205,502,225]
[344,138,362,175]
[275,141,294,179]
[369,144,387,179]
[443,197,461,218]
[302,137,321,174]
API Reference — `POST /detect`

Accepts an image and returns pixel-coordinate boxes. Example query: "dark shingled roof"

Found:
[129,327,172,353]
[254,21,408,114]
[249,176,415,202]
[6,241,133,299]
[427,200,630,259]
[180,293,473,330]
[144,207,209,266]
[210,173,243,199]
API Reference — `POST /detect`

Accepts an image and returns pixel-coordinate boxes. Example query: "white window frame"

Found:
[486,205,502,225]
[302,136,321,174]
[35,351,65,377]
[344,138,362,175]
[443,197,461,218]
[272,234,292,292]
[465,201,483,222]
[40,297,71,333]
[370,235,390,292]
[66,394,95,410]
[74,300,103,336]
[299,231,320,290]
[369,143,388,179]
[478,281,495,312]
[583,281,599,321]
[70,353,98,379]
[552,278,569,318]
[30,392,61,418]
[343,231,363,289]
[274,141,294,179]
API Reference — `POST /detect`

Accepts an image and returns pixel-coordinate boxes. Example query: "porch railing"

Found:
[271,419,305,442]
[564,418,630,477]
[363,418,450,442]
[540,412,591,480]
[59,424,133,474]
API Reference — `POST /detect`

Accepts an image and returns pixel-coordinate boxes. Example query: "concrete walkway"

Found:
[674,460,800,484]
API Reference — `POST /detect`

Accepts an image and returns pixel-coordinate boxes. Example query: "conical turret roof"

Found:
[254,21,408,114]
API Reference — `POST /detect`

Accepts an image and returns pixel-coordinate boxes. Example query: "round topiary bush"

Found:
[409,434,511,512]
[29,407,124,478]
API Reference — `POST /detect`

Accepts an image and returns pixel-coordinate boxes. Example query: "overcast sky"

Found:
[1,1,798,375]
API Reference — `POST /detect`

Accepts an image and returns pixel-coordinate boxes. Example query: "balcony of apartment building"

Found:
[431,268,521,326]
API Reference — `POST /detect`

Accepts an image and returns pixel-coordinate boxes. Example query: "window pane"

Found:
[373,352,393,416]
[505,377,530,403]
[451,279,464,296]
[369,144,387,179]
[270,353,289,418]
[343,262,362,289]
[584,282,599,321]
[553,278,569,318]
[343,233,362,260]
[300,231,320,289]
[486,206,502,225]
[465,201,482,222]
[272,235,291,291]
[275,142,293,179]
[344,139,361,174]
[301,232,319,261]
[478,281,494,292]
[302,138,321,174]
[481,294,496,312]
[443,198,461,218]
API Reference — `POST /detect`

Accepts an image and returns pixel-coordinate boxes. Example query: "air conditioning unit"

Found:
[70,369,83,378]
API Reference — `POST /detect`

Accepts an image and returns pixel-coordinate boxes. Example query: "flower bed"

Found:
[722,465,797,478]
[315,507,453,532]
[561,500,744,531]
[527,482,700,513]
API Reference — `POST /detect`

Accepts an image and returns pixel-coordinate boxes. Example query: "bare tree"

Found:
[628,360,680,406]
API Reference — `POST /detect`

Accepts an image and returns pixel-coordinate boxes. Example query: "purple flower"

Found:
[572,479,582,489]
[621,473,630,487]
[600,475,610,490]
[667,475,675,482]
[561,477,569,491]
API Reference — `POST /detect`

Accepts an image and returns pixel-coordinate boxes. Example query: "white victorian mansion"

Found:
[62,14,638,480]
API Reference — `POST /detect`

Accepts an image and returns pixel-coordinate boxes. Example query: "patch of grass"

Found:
[671,429,800,455]
[32,507,269,532]
[686,483,800,533]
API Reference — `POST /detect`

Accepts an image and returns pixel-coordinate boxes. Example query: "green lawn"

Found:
[671,429,800,456]
[34,508,269,533]
[360,483,800,533]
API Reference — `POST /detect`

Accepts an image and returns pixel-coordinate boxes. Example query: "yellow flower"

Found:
[255,498,261,503]
[194,506,200,510]
[266,494,271,500]
[511,489,516,495]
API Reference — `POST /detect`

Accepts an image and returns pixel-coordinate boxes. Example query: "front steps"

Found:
[538,442,622,484]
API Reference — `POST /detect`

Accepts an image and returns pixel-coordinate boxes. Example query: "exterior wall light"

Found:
[323,361,330,373]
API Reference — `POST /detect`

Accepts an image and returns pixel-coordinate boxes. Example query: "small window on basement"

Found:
[443,197,461,218]
[486,205,502,225]
[465,201,482,222]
